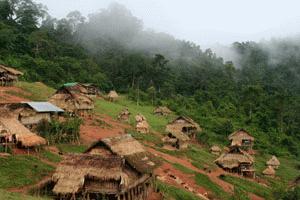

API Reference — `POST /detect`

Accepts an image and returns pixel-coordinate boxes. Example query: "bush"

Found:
[37,117,82,144]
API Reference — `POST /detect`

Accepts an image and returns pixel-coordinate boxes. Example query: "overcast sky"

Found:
[35,0,300,47]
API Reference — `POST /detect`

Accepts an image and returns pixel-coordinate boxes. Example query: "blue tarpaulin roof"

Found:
[25,102,64,113]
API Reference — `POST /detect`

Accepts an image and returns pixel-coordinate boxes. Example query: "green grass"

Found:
[0,189,50,200]
[156,180,202,200]
[0,155,54,189]
[157,145,217,170]
[173,163,195,174]
[129,130,163,146]
[220,175,272,199]
[95,97,175,132]
[40,151,61,163]
[255,153,300,182]
[172,163,229,199]
[56,144,87,154]
[195,173,230,200]
[12,81,55,101]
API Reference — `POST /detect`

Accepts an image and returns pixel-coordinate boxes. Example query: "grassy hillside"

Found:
[0,155,54,189]
[95,96,175,132]
[1,82,299,200]
[8,82,55,101]
[0,190,50,200]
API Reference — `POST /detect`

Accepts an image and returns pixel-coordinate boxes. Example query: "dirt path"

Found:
[80,114,130,144]
[156,162,210,200]
[147,147,264,200]
[7,175,52,194]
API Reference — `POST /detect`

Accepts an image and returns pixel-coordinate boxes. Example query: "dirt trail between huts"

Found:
[0,86,29,103]
[147,147,264,200]
[80,114,130,144]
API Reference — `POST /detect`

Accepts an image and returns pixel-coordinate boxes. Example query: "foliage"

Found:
[36,117,82,144]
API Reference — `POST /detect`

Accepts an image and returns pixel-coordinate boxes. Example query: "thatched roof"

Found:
[166,116,202,135]
[154,106,172,115]
[52,154,133,195]
[262,166,276,176]
[210,145,222,152]
[215,148,254,169]
[135,114,146,122]
[101,134,145,156]
[108,90,119,98]
[266,156,280,167]
[85,135,158,173]
[0,117,46,147]
[0,65,23,76]
[49,91,94,112]
[228,129,254,143]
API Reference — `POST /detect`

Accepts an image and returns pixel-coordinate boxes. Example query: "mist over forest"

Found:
[0,0,300,158]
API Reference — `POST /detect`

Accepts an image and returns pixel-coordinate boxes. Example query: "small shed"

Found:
[210,145,222,155]
[162,131,190,149]
[52,153,154,200]
[17,102,64,127]
[215,146,255,178]
[228,129,254,151]
[135,114,150,134]
[166,116,202,139]
[117,108,131,122]
[266,156,280,169]
[262,166,276,177]
[154,106,172,116]
[107,90,119,102]
[0,65,23,86]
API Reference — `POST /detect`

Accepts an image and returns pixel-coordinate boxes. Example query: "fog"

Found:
[36,0,300,46]
[35,0,300,65]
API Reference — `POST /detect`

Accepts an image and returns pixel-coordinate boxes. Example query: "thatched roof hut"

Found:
[154,106,172,116]
[52,153,154,199]
[107,90,119,102]
[262,166,276,177]
[215,147,255,177]
[0,65,23,86]
[49,85,94,114]
[210,145,222,155]
[228,129,254,151]
[166,116,201,139]
[81,83,100,97]
[85,134,158,174]
[266,156,280,169]
[118,108,131,122]
[162,131,190,149]
[0,117,46,148]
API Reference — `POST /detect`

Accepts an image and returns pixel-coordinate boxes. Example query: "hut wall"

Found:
[20,113,51,125]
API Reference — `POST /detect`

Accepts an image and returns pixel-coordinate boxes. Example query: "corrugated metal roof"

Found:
[63,82,78,87]
[25,102,64,113]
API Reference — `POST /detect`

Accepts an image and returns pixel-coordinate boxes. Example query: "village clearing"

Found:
[0,82,299,200]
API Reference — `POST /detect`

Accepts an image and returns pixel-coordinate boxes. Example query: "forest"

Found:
[0,0,299,158]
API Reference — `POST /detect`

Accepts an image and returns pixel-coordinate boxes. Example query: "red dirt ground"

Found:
[80,114,130,145]
[0,86,29,103]
[156,162,210,200]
